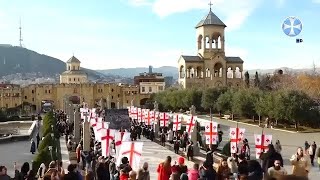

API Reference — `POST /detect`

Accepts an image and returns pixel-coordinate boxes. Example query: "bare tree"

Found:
[312,60,317,76]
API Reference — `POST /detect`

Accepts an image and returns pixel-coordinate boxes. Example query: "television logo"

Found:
[282,16,302,37]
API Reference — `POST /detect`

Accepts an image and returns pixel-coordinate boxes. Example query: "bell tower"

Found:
[196,2,226,58]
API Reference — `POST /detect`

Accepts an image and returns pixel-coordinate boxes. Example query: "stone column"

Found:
[117,99,120,109]
[153,101,160,138]
[107,95,110,109]
[221,36,225,51]
[74,107,81,144]
[100,98,105,110]
[233,70,236,79]
[190,105,200,155]
[67,105,73,123]
[82,116,90,152]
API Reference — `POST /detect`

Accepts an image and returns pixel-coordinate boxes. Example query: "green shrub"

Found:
[38,134,55,151]
[221,141,231,157]
[32,148,51,171]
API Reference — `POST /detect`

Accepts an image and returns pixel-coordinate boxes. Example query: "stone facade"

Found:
[178,8,244,89]
[0,55,150,112]
[0,83,149,112]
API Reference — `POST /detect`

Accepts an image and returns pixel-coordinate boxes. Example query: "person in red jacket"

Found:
[119,169,129,180]
[157,156,172,180]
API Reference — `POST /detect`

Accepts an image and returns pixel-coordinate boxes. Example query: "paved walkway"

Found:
[59,136,70,172]
[198,115,320,179]
[139,138,195,179]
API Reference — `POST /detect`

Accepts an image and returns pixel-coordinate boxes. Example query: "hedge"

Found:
[33,111,61,171]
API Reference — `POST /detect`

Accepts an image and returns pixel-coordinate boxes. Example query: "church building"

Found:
[60,56,88,84]
[178,6,244,89]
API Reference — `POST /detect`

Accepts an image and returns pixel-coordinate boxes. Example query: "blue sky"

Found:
[0,0,319,70]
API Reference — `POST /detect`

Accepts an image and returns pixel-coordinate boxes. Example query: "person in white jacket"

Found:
[37,163,46,179]
[167,129,173,144]
[290,147,311,178]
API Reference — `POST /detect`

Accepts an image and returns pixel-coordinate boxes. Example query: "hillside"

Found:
[97,66,179,78]
[0,45,105,79]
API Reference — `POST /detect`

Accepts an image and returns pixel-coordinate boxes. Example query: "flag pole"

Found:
[209,108,212,149]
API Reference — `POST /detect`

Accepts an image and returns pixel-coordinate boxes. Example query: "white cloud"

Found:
[127,0,264,31]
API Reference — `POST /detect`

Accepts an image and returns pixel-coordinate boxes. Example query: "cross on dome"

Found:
[208,1,213,11]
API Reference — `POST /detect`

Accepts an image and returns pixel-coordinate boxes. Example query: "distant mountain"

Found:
[98,65,319,80]
[0,45,106,80]
[97,66,179,78]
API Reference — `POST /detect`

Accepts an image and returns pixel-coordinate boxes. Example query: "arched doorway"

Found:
[140,98,149,106]
[69,96,80,104]
[111,102,116,109]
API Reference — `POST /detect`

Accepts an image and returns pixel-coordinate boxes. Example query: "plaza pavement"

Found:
[139,138,195,179]
[197,115,320,179]
[0,121,39,177]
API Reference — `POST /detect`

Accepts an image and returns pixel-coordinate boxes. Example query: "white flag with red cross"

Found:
[127,106,131,116]
[95,122,109,142]
[230,127,245,153]
[254,134,272,159]
[144,110,154,126]
[137,108,146,123]
[130,107,138,120]
[205,122,218,145]
[80,108,90,120]
[101,128,116,157]
[117,141,143,171]
[186,115,197,134]
[172,114,182,131]
[115,131,131,158]
[88,108,97,120]
[90,117,102,128]
[159,112,170,127]
[153,111,159,123]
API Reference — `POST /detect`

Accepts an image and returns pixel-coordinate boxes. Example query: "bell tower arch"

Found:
[195,2,226,58]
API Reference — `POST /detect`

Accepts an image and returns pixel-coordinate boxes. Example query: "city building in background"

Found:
[134,66,165,94]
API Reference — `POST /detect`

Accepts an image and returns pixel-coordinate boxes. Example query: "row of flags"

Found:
[79,106,144,170]
[78,105,273,168]
[128,106,273,158]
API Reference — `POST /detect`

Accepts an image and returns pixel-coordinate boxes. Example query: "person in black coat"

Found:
[200,160,216,180]
[247,160,263,180]
[238,153,249,176]
[36,133,40,148]
[30,139,36,154]
[149,128,154,141]
[64,164,78,180]
[261,144,283,173]
[96,162,110,180]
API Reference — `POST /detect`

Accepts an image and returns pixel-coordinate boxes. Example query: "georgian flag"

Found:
[254,134,272,159]
[230,128,245,153]
[117,142,143,171]
[172,114,182,131]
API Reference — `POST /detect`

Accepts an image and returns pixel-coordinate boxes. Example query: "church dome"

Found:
[195,9,226,28]
[66,56,81,63]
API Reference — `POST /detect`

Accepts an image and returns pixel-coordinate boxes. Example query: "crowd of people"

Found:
[1,108,320,180]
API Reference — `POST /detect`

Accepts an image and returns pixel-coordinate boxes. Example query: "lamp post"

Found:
[48,146,53,160]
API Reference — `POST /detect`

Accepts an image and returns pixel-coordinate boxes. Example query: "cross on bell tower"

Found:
[195,0,226,57]
[208,1,213,11]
